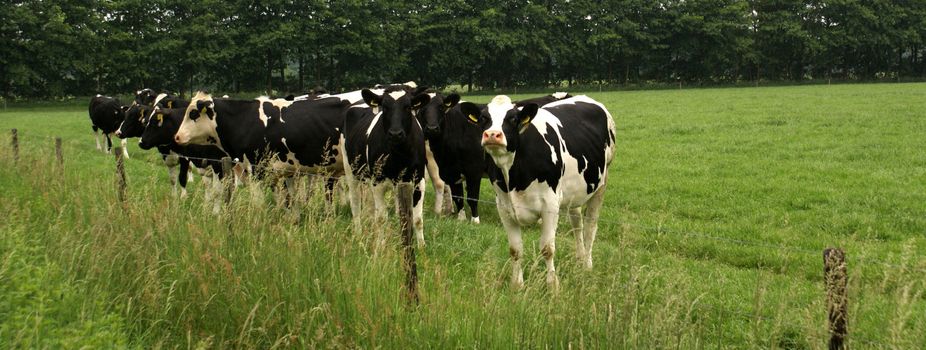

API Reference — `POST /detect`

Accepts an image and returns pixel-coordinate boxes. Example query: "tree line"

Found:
[2,0,925,99]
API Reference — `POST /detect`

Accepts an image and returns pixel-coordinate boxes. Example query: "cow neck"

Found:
[212,100,263,160]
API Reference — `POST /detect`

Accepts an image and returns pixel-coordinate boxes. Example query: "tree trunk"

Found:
[298,53,304,92]
[280,53,286,93]
[267,50,273,95]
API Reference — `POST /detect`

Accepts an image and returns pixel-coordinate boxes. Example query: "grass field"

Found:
[1,83,924,348]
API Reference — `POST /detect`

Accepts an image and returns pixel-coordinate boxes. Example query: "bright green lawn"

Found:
[0,83,924,348]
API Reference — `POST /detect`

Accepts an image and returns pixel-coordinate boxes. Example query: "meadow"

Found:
[0,83,924,349]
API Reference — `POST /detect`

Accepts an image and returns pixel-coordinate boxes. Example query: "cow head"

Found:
[116,104,154,139]
[175,92,218,146]
[362,88,430,146]
[139,107,179,150]
[418,93,460,139]
[460,95,538,154]
[134,88,156,106]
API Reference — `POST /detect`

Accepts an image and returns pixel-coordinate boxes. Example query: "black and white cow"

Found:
[117,93,190,139]
[138,106,228,199]
[88,94,130,158]
[340,87,431,246]
[134,88,157,106]
[173,91,362,199]
[418,92,574,224]
[459,95,615,288]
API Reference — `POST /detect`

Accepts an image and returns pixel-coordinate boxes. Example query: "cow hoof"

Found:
[546,274,560,290]
[457,210,466,221]
[471,216,480,224]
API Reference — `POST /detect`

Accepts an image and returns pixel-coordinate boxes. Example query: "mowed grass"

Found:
[1,83,924,348]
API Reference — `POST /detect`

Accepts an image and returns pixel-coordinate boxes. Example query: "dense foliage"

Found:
[2,0,926,98]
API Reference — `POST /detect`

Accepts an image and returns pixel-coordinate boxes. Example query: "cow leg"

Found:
[582,184,608,270]
[413,179,426,248]
[93,128,102,151]
[104,133,113,153]
[372,182,389,221]
[448,179,465,220]
[178,158,190,199]
[120,138,130,159]
[569,208,586,265]
[425,142,445,215]
[539,205,561,289]
[465,177,481,224]
[324,177,337,204]
[496,195,524,289]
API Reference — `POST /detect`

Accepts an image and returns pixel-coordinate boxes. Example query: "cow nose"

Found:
[115,130,122,137]
[389,130,405,140]
[174,135,182,144]
[483,131,503,142]
[426,126,440,134]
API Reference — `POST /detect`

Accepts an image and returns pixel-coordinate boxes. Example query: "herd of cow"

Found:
[87,82,616,288]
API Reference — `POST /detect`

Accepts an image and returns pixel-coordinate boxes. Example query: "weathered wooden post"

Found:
[114,146,126,202]
[824,248,848,350]
[221,157,234,203]
[11,129,19,162]
[395,183,420,305]
[54,137,63,166]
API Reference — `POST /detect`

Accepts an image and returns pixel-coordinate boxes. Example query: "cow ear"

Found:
[361,89,382,107]
[411,94,431,110]
[459,102,482,125]
[518,103,539,127]
[121,105,130,112]
[444,94,461,109]
[412,86,429,96]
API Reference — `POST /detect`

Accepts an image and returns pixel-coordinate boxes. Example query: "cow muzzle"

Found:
[388,130,405,144]
[425,125,440,137]
[174,134,188,145]
[482,130,505,147]
[115,130,123,138]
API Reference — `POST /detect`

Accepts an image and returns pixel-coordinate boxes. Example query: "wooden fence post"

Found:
[221,157,234,203]
[114,147,126,202]
[55,137,63,166]
[824,248,848,350]
[395,183,420,305]
[11,129,18,162]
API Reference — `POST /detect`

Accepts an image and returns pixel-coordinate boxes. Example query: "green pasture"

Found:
[0,83,924,348]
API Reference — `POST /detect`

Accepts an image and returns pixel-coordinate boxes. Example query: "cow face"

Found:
[134,89,156,106]
[362,89,430,146]
[418,93,460,139]
[116,104,154,139]
[175,92,218,146]
[460,95,538,154]
[139,107,178,150]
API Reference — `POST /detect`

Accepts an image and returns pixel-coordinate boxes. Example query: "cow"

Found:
[340,87,430,247]
[173,91,360,201]
[117,93,190,139]
[88,95,130,158]
[418,92,574,224]
[134,88,157,106]
[138,106,228,200]
[458,95,615,289]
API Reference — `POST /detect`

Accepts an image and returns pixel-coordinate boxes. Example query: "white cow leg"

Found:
[94,131,102,151]
[582,182,608,270]
[120,138,129,159]
[569,207,586,265]
[424,142,444,215]
[539,206,560,290]
[413,179,426,248]
[167,165,178,196]
[496,196,524,289]
[212,171,224,214]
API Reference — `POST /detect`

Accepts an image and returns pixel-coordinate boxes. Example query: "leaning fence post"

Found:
[54,137,63,166]
[395,183,420,305]
[11,129,19,162]
[221,157,234,203]
[114,147,126,202]
[824,248,848,350]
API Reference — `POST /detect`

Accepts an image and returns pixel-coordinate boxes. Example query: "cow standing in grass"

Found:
[340,87,430,247]
[459,95,615,288]
[88,95,129,158]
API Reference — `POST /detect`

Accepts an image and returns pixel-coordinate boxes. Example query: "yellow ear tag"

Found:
[369,101,378,107]
[468,114,478,123]
[200,107,208,116]
[167,101,173,108]
[520,117,531,127]
[156,114,164,123]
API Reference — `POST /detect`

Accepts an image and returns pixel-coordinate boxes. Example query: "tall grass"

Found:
[1,83,925,348]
